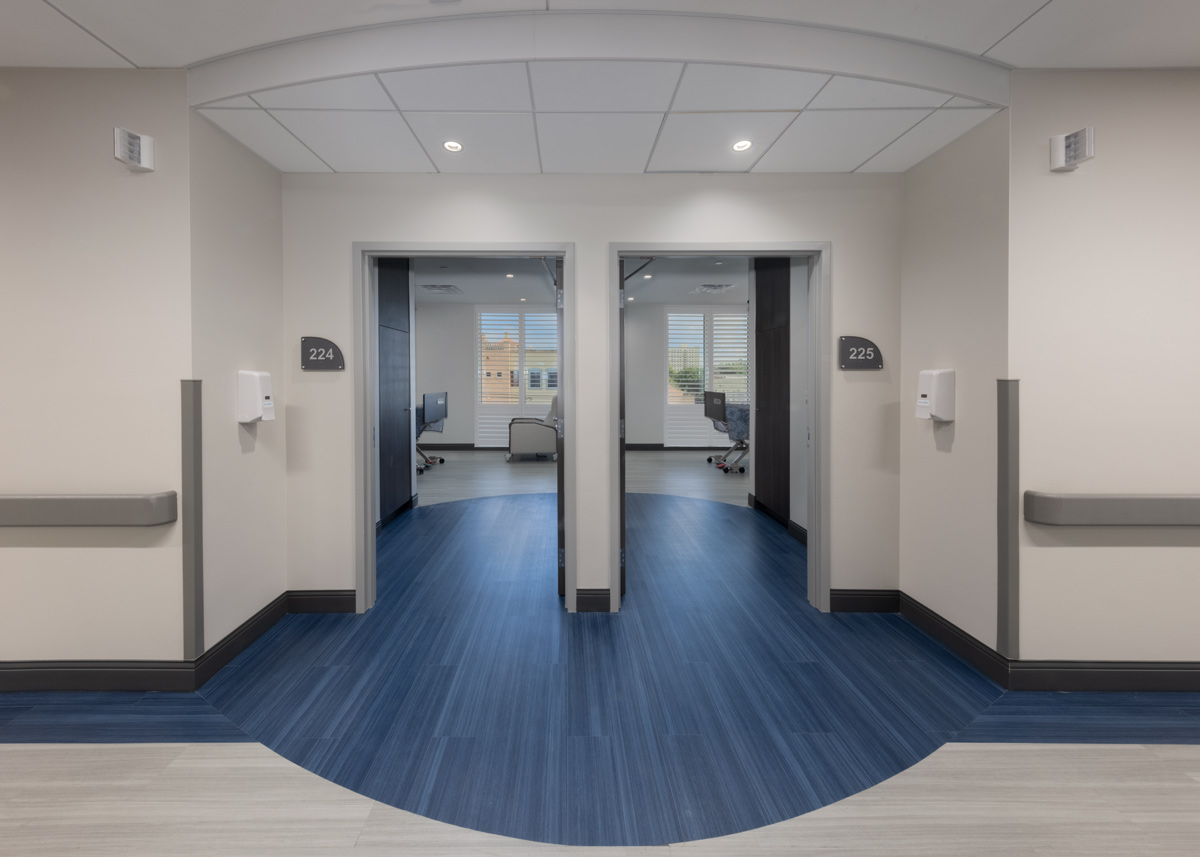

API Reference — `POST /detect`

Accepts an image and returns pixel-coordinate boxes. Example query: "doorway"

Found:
[611,243,832,614]
[352,243,576,612]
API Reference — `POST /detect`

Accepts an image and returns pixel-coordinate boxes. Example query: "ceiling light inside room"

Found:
[506,273,514,278]
[732,140,752,152]
[643,274,652,279]
[443,141,463,152]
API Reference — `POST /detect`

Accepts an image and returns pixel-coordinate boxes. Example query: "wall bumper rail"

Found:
[1024,491,1200,527]
[0,492,178,527]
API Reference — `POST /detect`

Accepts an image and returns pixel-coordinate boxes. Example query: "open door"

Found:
[556,258,566,596]
[377,257,413,527]
[618,259,626,598]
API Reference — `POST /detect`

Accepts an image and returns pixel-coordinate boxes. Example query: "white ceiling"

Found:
[412,257,558,305]
[8,1,1200,175]
[624,257,749,305]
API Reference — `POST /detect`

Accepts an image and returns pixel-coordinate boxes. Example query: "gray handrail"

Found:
[1024,491,1200,526]
[0,492,178,527]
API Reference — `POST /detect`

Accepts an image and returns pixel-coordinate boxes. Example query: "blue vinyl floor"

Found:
[3,492,1200,845]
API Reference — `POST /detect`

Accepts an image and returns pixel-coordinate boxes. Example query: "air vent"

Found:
[114,127,154,172]
[689,284,737,294]
[1050,127,1094,172]
[418,284,464,295]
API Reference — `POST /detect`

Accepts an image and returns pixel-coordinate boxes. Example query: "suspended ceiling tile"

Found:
[752,109,931,172]
[270,110,433,172]
[0,0,132,67]
[48,0,545,67]
[199,95,258,108]
[196,109,331,172]
[404,113,541,173]
[529,61,683,112]
[672,64,829,111]
[857,108,999,172]
[253,75,392,110]
[545,0,1049,55]
[809,76,950,109]
[986,0,1200,67]
[944,96,989,107]
[379,63,532,112]
[537,113,663,173]
[648,112,796,173]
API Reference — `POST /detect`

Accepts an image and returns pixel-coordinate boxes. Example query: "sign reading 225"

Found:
[838,336,883,370]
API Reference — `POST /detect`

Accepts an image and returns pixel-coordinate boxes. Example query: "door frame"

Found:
[352,242,577,613]
[609,242,832,614]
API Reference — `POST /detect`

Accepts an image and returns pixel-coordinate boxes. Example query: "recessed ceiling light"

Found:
[520,298,526,301]
[627,297,634,301]
[732,140,752,152]
[714,261,723,265]
[643,274,652,279]
[506,273,514,278]
[443,141,463,152]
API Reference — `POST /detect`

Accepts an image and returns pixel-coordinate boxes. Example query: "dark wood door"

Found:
[754,258,790,526]
[618,258,626,598]
[556,258,566,597]
[378,258,412,525]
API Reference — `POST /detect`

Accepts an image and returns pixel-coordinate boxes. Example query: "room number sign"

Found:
[838,336,883,370]
[300,337,345,371]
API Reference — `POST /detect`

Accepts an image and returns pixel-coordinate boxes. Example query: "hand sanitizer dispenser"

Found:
[915,369,954,421]
[237,371,275,423]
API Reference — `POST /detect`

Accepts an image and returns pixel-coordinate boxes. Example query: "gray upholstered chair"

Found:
[505,396,558,461]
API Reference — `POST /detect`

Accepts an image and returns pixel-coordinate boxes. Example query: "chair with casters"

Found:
[414,405,445,475]
[704,392,749,474]
[506,396,559,462]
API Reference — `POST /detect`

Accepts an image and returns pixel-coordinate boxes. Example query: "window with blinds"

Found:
[666,308,748,446]
[477,309,558,446]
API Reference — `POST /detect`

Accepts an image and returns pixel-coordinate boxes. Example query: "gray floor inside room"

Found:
[415,448,749,507]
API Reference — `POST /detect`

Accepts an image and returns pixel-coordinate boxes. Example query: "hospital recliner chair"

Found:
[506,396,558,462]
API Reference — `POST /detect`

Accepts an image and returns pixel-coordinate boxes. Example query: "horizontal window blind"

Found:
[477,309,558,447]
[666,308,748,447]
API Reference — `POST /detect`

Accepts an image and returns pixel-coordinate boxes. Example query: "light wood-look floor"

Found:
[416,449,749,507]
[3,741,1198,856]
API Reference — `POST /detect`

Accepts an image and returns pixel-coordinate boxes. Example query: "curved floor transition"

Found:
[198,493,1002,846]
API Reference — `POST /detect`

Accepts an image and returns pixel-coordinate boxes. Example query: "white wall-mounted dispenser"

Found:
[915,369,955,421]
[237,370,275,424]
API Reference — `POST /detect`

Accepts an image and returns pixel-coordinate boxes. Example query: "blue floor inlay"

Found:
[198,493,1003,845]
[4,492,1200,844]
[0,691,250,743]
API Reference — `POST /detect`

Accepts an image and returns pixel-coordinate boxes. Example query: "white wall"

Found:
[189,112,287,646]
[0,70,192,659]
[790,259,811,529]
[899,110,1010,648]
[413,304,476,445]
[624,302,666,445]
[1008,71,1200,661]
[282,173,902,592]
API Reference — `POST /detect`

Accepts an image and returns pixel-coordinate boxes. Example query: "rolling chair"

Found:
[506,396,559,462]
[703,391,750,474]
[414,405,445,475]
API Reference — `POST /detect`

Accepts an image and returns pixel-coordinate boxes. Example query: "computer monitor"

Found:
[422,391,448,424]
[703,391,726,422]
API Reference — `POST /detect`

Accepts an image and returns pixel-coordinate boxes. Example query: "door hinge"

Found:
[620,548,626,567]
[558,548,565,568]
[556,289,564,310]
[619,419,625,439]
[556,417,564,438]
[619,288,625,309]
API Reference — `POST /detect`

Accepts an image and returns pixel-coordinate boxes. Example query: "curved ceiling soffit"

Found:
[188,12,1009,108]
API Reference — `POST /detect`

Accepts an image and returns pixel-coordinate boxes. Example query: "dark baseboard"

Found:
[897,593,1011,687]
[1008,660,1200,692]
[831,588,1200,692]
[787,520,808,545]
[830,588,900,613]
[377,495,416,530]
[1,589,358,693]
[749,494,788,527]
[286,589,357,614]
[418,443,475,450]
[663,446,728,451]
[576,589,612,612]
[626,443,664,451]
